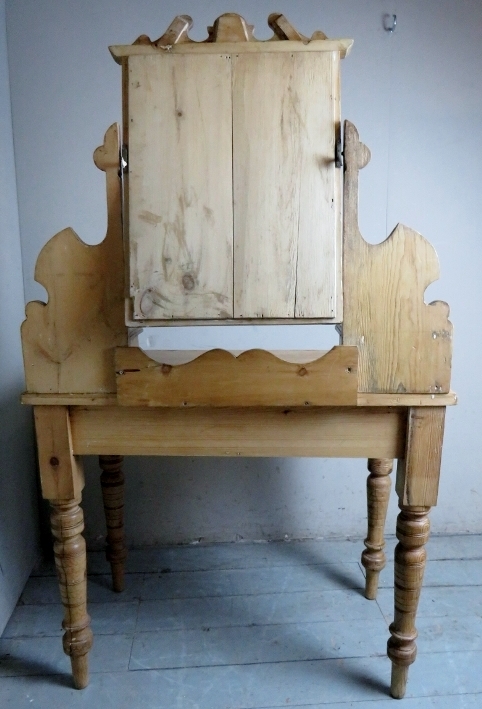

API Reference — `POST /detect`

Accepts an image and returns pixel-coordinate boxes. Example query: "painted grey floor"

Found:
[1,535,482,707]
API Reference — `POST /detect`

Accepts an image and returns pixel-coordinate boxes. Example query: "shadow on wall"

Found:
[80,454,372,549]
[0,385,40,630]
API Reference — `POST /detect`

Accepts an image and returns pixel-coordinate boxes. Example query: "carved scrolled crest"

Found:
[21,124,127,394]
[136,13,325,46]
[342,121,453,393]
[109,13,352,61]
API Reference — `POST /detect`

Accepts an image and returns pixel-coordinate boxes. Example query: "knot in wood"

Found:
[182,273,195,291]
[50,456,60,467]
[297,366,308,377]
[161,364,172,374]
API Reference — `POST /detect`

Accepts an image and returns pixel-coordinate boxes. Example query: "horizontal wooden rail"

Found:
[70,406,406,458]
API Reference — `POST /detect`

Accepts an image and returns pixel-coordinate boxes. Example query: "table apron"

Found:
[69,406,407,458]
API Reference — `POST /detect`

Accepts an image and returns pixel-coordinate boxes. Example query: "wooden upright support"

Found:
[50,498,93,689]
[99,455,127,592]
[388,406,445,698]
[388,505,431,699]
[362,458,393,600]
[34,406,92,689]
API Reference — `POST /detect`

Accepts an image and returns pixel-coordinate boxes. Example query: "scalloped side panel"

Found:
[21,125,127,394]
[342,121,453,394]
[344,223,452,393]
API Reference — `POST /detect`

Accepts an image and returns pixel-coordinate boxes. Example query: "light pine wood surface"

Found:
[396,406,446,507]
[21,390,457,407]
[361,458,393,600]
[21,125,127,394]
[388,505,431,698]
[69,406,406,459]
[33,406,84,501]
[110,39,353,60]
[99,455,127,593]
[110,11,352,62]
[128,48,342,321]
[232,51,340,319]
[115,346,358,407]
[49,497,92,689]
[342,121,453,394]
[128,53,233,320]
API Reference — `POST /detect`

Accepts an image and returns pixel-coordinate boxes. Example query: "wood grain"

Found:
[50,497,93,689]
[21,125,126,394]
[99,455,127,593]
[357,391,456,407]
[110,40,354,62]
[388,505,431,699]
[361,458,393,600]
[23,393,118,406]
[115,346,358,407]
[21,390,457,407]
[342,121,453,393]
[232,51,340,319]
[153,15,193,47]
[209,13,253,42]
[34,406,84,501]
[128,53,233,320]
[268,13,309,41]
[110,11,352,65]
[396,406,446,507]
[124,313,342,326]
[70,406,406,458]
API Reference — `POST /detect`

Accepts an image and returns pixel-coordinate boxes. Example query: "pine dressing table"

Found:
[21,13,455,699]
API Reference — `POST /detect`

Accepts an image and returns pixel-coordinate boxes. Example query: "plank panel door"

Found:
[128,54,233,320]
[233,51,340,319]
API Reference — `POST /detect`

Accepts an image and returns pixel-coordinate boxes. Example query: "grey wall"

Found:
[5,0,482,547]
[0,0,39,633]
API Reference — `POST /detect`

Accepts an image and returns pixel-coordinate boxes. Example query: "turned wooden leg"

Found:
[361,458,393,600]
[387,505,430,699]
[50,497,93,689]
[99,455,127,592]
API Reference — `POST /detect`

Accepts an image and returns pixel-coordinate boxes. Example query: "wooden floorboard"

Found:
[2,536,482,707]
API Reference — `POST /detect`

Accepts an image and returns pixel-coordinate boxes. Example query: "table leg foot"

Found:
[71,654,89,689]
[390,664,409,699]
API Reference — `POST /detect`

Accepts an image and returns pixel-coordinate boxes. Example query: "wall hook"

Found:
[383,14,397,33]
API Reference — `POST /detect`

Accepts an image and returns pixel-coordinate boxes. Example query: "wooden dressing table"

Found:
[21,13,455,700]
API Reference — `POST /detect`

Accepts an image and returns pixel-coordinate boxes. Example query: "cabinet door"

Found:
[128,54,233,320]
[233,51,340,319]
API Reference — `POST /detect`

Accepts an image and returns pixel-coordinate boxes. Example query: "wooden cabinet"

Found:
[124,42,346,322]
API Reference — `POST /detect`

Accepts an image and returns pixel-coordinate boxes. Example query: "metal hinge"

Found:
[335,137,343,168]
[121,144,128,172]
